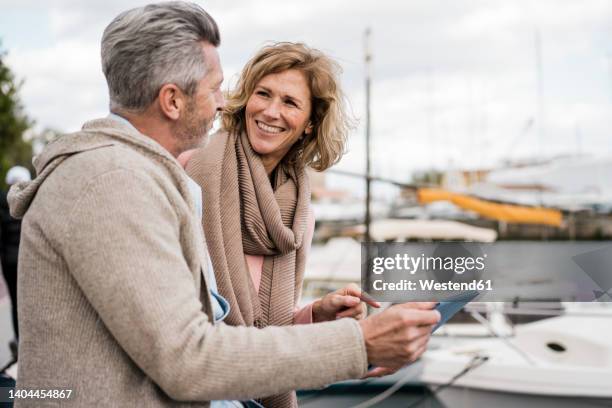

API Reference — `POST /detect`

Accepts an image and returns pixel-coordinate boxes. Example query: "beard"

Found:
[174,99,214,153]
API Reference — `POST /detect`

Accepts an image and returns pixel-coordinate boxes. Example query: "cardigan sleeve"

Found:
[64,169,367,402]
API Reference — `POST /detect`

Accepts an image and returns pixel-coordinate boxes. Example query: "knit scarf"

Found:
[186,130,310,408]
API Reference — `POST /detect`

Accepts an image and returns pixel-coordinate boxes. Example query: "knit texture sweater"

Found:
[8,118,367,407]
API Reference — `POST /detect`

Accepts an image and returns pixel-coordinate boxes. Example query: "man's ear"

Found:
[158,84,184,121]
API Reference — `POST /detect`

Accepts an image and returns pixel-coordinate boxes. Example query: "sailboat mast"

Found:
[364,27,372,244]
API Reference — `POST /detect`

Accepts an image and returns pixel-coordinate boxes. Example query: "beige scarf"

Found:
[187,130,310,408]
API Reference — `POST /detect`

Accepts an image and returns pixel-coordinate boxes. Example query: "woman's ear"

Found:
[305,121,314,135]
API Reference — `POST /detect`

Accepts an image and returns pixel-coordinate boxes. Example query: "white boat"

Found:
[421,304,612,407]
[367,219,498,243]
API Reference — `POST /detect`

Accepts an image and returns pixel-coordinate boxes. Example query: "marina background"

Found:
[1,1,611,407]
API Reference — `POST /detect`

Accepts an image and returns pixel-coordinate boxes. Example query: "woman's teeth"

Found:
[256,121,284,134]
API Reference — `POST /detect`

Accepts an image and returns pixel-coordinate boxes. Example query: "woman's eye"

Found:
[285,100,297,107]
[256,90,269,97]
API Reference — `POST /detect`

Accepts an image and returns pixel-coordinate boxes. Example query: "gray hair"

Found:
[101,1,220,112]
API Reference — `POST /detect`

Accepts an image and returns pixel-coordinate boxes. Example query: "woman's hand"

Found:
[312,283,380,323]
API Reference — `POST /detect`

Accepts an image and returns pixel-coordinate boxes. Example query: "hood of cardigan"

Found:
[8,117,183,219]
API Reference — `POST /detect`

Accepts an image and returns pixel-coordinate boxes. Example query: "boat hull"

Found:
[436,387,612,408]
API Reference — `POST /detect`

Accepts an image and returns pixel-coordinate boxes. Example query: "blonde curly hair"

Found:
[222,42,353,171]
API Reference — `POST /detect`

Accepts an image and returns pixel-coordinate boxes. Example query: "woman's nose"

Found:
[262,99,281,119]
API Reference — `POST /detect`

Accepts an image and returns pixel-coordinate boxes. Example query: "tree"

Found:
[0,40,33,190]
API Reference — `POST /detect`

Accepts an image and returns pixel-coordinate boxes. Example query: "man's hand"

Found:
[358,302,440,374]
[312,283,380,323]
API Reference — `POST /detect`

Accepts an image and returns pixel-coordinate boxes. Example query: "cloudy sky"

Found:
[1,0,611,189]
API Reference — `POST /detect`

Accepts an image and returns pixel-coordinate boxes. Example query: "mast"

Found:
[364,27,372,244]
[535,29,545,167]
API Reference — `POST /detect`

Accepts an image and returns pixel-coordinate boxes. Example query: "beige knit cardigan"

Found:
[8,118,367,407]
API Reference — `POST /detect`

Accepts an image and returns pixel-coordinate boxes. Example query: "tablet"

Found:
[432,290,479,333]
[366,291,480,372]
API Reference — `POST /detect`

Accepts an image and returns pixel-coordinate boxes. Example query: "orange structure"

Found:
[417,188,563,227]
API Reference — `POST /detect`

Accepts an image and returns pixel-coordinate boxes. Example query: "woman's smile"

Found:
[255,120,286,134]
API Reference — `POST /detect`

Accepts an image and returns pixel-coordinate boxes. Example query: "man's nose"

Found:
[215,90,226,111]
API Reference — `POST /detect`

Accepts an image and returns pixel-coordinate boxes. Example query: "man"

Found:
[9,2,439,407]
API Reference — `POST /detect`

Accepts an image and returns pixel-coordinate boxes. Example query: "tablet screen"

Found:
[432,291,480,332]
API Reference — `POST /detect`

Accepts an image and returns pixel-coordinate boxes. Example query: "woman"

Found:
[184,43,376,406]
